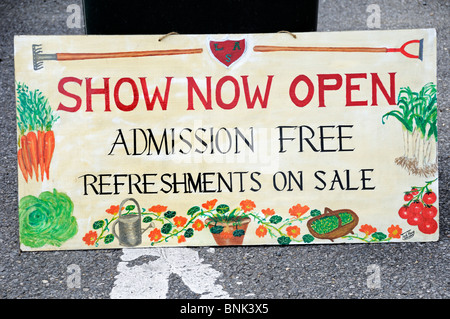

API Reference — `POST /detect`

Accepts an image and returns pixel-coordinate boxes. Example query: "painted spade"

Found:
[254,39,424,60]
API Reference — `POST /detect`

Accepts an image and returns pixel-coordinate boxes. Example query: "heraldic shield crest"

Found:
[208,38,247,67]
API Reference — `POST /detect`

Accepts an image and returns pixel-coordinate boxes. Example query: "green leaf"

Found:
[161,223,172,234]
[125,205,135,211]
[427,121,438,141]
[104,234,114,244]
[371,232,387,241]
[216,204,230,214]
[184,228,194,238]
[310,209,321,217]
[269,215,282,224]
[302,234,315,243]
[208,213,224,223]
[227,208,238,221]
[164,211,176,219]
[92,220,104,230]
[210,226,224,234]
[382,110,413,131]
[187,206,200,215]
[413,115,427,137]
[388,83,438,137]
[143,216,153,223]
[277,236,291,245]
[233,229,245,237]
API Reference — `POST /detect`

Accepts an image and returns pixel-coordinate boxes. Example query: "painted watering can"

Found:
[112,198,154,247]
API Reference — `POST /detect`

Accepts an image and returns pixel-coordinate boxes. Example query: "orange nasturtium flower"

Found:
[359,224,377,236]
[202,199,218,211]
[148,228,162,242]
[148,205,168,215]
[261,208,275,217]
[83,231,98,246]
[255,225,268,238]
[192,219,205,231]
[289,204,310,218]
[240,199,256,212]
[286,225,301,238]
[178,235,186,244]
[173,216,188,228]
[388,225,402,239]
[106,205,121,215]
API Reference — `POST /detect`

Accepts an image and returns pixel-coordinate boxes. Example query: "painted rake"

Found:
[32,44,203,71]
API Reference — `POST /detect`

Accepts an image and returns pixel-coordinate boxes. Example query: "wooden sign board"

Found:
[14,29,438,251]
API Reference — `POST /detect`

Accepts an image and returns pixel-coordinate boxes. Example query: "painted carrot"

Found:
[26,131,39,181]
[20,135,32,180]
[16,83,59,182]
[37,130,45,181]
[43,130,55,180]
[17,149,28,182]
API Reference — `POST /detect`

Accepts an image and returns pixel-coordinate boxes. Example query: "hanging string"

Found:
[158,32,180,42]
[277,31,297,39]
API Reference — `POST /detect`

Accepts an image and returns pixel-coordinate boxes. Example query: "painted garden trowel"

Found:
[254,39,424,61]
[32,44,203,71]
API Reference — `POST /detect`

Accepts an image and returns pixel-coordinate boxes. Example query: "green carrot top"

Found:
[16,82,59,137]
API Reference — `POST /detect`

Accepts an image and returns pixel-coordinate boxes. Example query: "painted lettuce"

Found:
[19,189,77,248]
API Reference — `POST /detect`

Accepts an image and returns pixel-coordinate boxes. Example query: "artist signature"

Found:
[401,229,415,241]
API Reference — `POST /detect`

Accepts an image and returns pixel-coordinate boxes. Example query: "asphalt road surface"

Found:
[0,0,448,300]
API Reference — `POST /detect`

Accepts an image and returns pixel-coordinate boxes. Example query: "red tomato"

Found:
[418,218,438,234]
[411,188,419,196]
[422,192,437,205]
[407,201,423,215]
[398,206,409,219]
[404,193,414,201]
[422,205,437,219]
[407,212,423,226]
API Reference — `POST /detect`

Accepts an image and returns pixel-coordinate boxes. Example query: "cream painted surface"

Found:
[15,29,438,250]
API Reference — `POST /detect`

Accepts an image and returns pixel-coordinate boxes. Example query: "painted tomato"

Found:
[411,188,419,196]
[407,212,423,226]
[422,192,437,205]
[398,206,409,219]
[422,205,437,219]
[403,193,414,201]
[407,201,423,215]
[418,218,438,234]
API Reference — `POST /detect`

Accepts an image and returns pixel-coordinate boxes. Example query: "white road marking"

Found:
[110,247,230,299]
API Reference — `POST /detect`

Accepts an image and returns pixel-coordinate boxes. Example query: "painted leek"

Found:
[382,82,437,177]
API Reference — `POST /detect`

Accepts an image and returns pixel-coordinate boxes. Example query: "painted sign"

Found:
[14,29,438,251]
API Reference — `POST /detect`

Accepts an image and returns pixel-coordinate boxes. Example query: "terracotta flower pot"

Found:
[206,217,251,246]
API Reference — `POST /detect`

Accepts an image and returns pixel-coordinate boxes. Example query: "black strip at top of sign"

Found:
[83,0,319,35]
